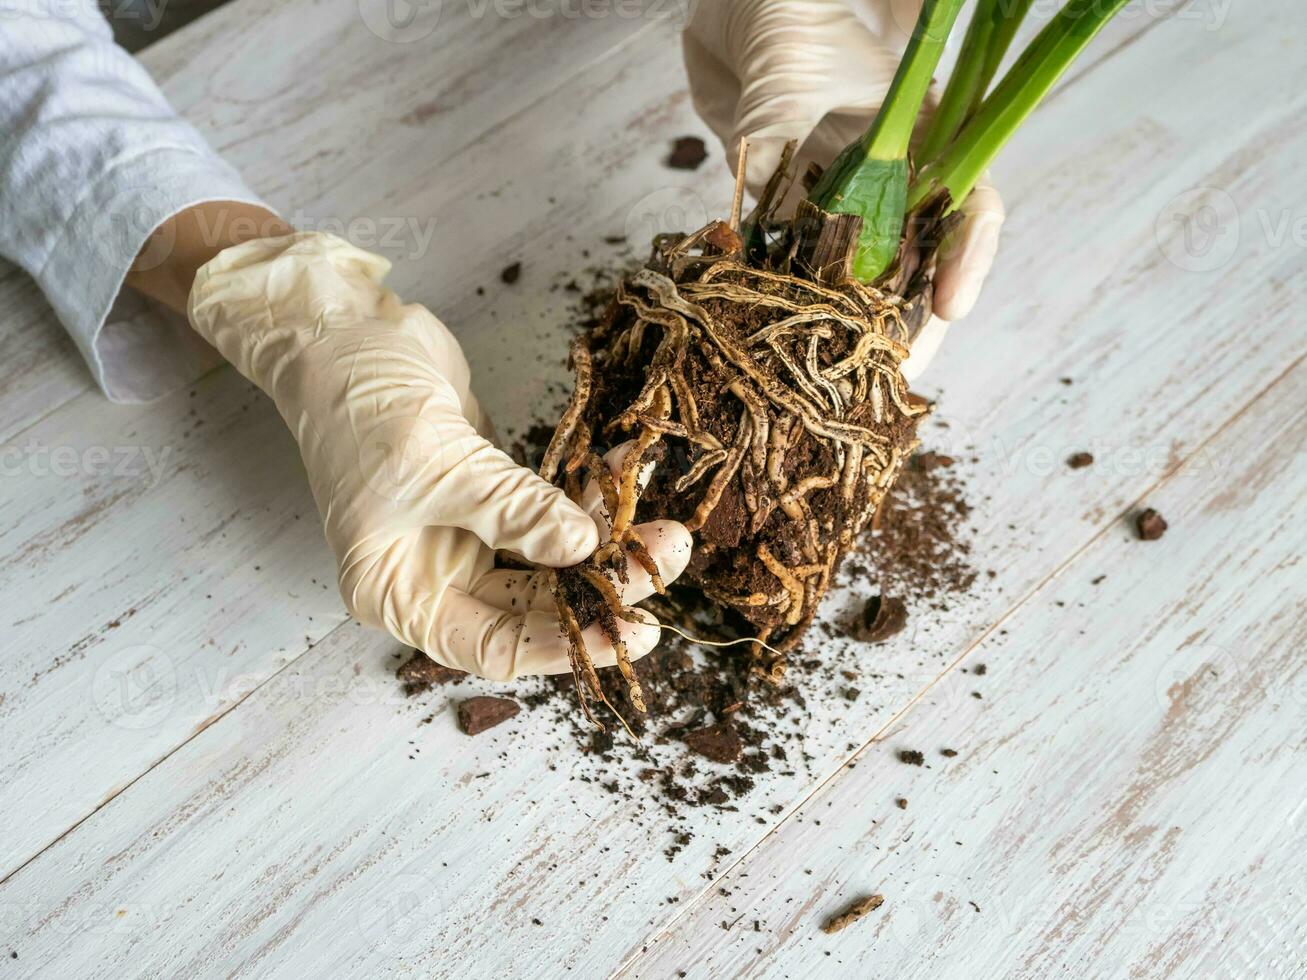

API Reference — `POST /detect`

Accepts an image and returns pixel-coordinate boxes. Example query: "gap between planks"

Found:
[612,347,1307,978]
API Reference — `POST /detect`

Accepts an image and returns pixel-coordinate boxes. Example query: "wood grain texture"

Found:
[0,0,663,442]
[0,3,680,877]
[1,0,1303,976]
[625,357,1307,980]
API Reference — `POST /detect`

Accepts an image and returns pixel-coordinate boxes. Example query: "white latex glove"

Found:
[189,232,692,680]
[683,0,1005,380]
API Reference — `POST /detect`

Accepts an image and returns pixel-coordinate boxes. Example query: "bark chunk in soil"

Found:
[821,894,884,934]
[856,595,908,644]
[666,136,707,170]
[457,696,520,735]
[683,722,744,764]
[398,652,467,695]
[1136,508,1168,540]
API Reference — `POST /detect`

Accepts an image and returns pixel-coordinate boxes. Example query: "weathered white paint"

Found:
[626,359,1307,980]
[0,0,1302,976]
[0,3,686,876]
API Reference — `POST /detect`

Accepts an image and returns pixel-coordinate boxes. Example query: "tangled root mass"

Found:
[541,154,944,725]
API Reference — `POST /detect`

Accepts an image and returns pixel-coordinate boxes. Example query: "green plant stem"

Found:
[977,0,1036,97]
[919,0,1035,162]
[908,0,1132,214]
[808,0,967,281]
[919,0,996,163]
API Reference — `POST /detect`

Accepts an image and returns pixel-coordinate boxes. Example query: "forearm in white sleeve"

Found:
[0,1,270,401]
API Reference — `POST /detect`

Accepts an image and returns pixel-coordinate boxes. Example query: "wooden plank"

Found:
[0,5,683,877]
[623,356,1307,980]
[1,2,1303,976]
[0,270,88,443]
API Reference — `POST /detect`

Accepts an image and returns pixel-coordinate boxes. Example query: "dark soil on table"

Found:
[404,252,982,853]
[401,427,980,842]
[579,272,920,641]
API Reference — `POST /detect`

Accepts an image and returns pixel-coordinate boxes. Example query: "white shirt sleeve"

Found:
[0,1,271,402]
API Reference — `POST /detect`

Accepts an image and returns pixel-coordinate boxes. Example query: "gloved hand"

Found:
[189,232,692,679]
[683,0,1005,380]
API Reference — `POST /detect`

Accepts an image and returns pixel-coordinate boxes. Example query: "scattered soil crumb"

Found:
[973,663,987,676]
[684,722,744,764]
[895,798,907,809]
[940,748,958,758]
[855,595,908,643]
[821,894,884,934]
[397,652,467,695]
[500,262,522,284]
[915,451,954,470]
[1067,452,1094,469]
[457,696,520,735]
[898,750,924,766]
[839,448,977,613]
[415,342,981,843]
[1136,508,1168,541]
[666,136,707,170]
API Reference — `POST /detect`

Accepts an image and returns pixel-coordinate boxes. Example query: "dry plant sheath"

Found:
[540,0,1133,724]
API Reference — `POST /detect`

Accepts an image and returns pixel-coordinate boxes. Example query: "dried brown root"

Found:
[749,626,787,685]
[549,569,603,729]
[585,452,619,521]
[579,567,646,714]
[596,387,670,564]
[686,411,750,532]
[538,183,929,721]
[757,543,806,627]
[540,339,591,483]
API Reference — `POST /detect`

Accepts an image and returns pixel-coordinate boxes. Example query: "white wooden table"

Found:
[2,2,1304,976]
